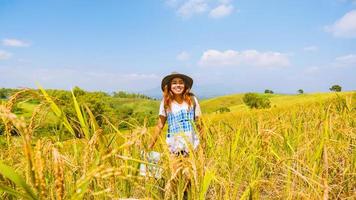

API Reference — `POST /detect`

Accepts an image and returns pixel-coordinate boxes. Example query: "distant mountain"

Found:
[138,84,243,100]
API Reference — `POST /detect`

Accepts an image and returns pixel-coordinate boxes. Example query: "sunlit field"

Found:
[0,89,355,199]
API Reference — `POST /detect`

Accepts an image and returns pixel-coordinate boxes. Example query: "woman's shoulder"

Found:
[188,93,199,104]
[188,92,198,99]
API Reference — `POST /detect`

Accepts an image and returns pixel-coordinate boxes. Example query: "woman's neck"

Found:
[173,94,184,104]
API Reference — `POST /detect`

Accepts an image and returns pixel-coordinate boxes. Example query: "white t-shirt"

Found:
[159,96,201,118]
[158,96,202,153]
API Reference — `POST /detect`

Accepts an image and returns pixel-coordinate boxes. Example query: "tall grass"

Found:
[0,89,355,199]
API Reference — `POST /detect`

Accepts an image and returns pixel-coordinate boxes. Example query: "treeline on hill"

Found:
[0,87,159,139]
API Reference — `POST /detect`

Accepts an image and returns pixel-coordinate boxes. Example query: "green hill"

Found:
[200,91,355,114]
[200,93,245,113]
[8,90,356,121]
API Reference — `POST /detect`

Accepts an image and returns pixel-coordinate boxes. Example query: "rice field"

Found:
[0,89,355,199]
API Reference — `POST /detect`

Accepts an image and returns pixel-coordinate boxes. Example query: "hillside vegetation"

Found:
[200,91,355,113]
[1,88,160,139]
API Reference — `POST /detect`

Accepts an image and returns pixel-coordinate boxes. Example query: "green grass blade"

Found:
[199,169,215,200]
[0,184,30,199]
[84,104,99,131]
[71,90,90,139]
[37,84,62,116]
[37,83,76,137]
[0,161,38,200]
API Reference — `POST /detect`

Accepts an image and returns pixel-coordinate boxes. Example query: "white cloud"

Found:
[333,54,356,67]
[2,38,30,47]
[177,0,208,18]
[325,10,356,38]
[303,45,318,52]
[0,50,12,60]
[166,0,235,19]
[176,51,190,61]
[209,4,234,18]
[199,49,290,68]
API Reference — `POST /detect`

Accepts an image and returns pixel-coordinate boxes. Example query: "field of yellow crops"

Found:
[0,90,355,199]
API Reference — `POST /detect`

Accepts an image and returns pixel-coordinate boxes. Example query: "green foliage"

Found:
[243,93,271,109]
[34,87,159,136]
[264,89,274,94]
[297,89,304,94]
[329,84,342,92]
[78,92,111,126]
[72,86,86,96]
[0,161,38,200]
[38,85,77,138]
[27,99,40,104]
[0,121,4,135]
[0,90,6,99]
[116,106,134,129]
[12,104,24,114]
[0,88,19,99]
[216,107,231,113]
[113,91,152,99]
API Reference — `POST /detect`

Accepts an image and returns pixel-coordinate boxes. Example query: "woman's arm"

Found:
[148,115,167,149]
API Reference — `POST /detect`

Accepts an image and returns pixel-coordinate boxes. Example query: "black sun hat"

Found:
[161,72,193,91]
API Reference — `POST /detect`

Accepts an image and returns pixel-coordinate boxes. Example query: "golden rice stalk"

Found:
[1,89,36,144]
[5,88,31,111]
[323,145,329,200]
[34,140,46,198]
[82,129,101,173]
[0,105,13,143]
[28,103,47,136]
[0,105,36,186]
[53,147,64,200]
[22,121,36,187]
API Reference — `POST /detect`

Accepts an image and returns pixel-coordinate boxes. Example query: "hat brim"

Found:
[161,73,193,91]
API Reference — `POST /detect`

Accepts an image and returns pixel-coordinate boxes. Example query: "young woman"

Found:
[149,72,202,156]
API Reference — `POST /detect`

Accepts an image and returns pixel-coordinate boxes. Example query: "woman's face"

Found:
[170,77,185,95]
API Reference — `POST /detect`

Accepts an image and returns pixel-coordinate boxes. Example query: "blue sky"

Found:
[0,0,355,97]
